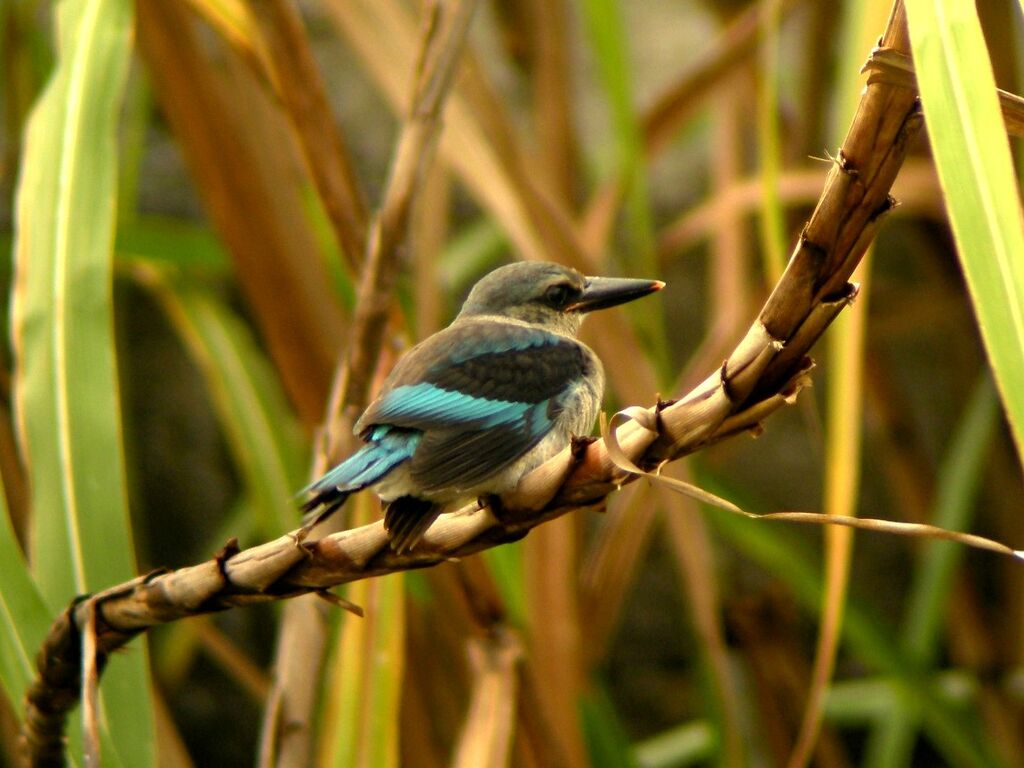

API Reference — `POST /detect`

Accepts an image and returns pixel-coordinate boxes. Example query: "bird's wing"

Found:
[408,402,554,491]
[359,322,594,491]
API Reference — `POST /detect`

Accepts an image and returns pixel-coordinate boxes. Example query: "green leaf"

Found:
[698,471,1003,768]
[756,0,787,283]
[578,0,669,377]
[322,499,405,768]
[10,0,154,762]
[116,215,231,271]
[579,684,641,768]
[632,721,717,768]
[132,262,307,539]
[904,0,1024,465]
[864,375,1000,768]
[902,376,998,661]
[0,484,52,716]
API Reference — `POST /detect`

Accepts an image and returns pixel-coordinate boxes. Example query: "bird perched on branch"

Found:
[301,261,664,552]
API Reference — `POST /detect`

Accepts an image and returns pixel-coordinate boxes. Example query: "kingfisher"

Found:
[301,261,664,552]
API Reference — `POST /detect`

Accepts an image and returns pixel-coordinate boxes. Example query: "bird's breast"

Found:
[554,356,602,434]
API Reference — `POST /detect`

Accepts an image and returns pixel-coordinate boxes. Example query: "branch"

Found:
[21,1,924,764]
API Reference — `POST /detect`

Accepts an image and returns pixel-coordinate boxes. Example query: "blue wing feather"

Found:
[371,383,531,429]
[302,427,420,496]
[409,400,555,491]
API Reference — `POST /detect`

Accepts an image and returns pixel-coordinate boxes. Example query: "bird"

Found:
[300,261,664,553]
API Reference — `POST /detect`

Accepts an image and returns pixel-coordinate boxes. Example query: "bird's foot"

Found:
[478,494,530,543]
[480,493,509,523]
[570,434,597,464]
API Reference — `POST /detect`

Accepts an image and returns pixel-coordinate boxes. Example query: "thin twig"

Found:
[259,2,481,766]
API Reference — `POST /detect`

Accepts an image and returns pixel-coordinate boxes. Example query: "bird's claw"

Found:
[570,434,597,463]
[480,493,507,522]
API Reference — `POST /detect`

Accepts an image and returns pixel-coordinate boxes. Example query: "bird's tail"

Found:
[299,428,419,527]
[383,496,440,554]
[299,487,352,529]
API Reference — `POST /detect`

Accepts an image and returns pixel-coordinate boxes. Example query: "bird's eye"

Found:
[544,283,575,309]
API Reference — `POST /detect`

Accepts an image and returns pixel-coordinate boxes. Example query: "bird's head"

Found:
[456,261,664,336]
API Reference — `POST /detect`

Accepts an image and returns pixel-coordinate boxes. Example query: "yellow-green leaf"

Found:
[905,0,1024,465]
[133,263,307,539]
[0,482,51,716]
[11,0,155,762]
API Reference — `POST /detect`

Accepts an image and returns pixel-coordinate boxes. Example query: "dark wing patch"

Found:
[409,401,553,491]
[424,334,590,404]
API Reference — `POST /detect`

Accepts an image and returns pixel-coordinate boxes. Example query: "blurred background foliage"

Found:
[1,0,1023,766]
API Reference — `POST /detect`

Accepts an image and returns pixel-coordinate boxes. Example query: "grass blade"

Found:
[132,263,307,539]
[864,375,1000,768]
[701,474,1003,768]
[136,0,345,428]
[10,0,154,762]
[756,0,787,283]
[0,479,51,716]
[785,277,868,768]
[902,376,998,661]
[633,721,717,768]
[117,215,230,271]
[320,498,405,768]
[904,0,1024,465]
[579,684,641,768]
[578,0,669,374]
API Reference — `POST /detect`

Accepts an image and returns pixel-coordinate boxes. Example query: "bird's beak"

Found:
[566,276,665,313]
